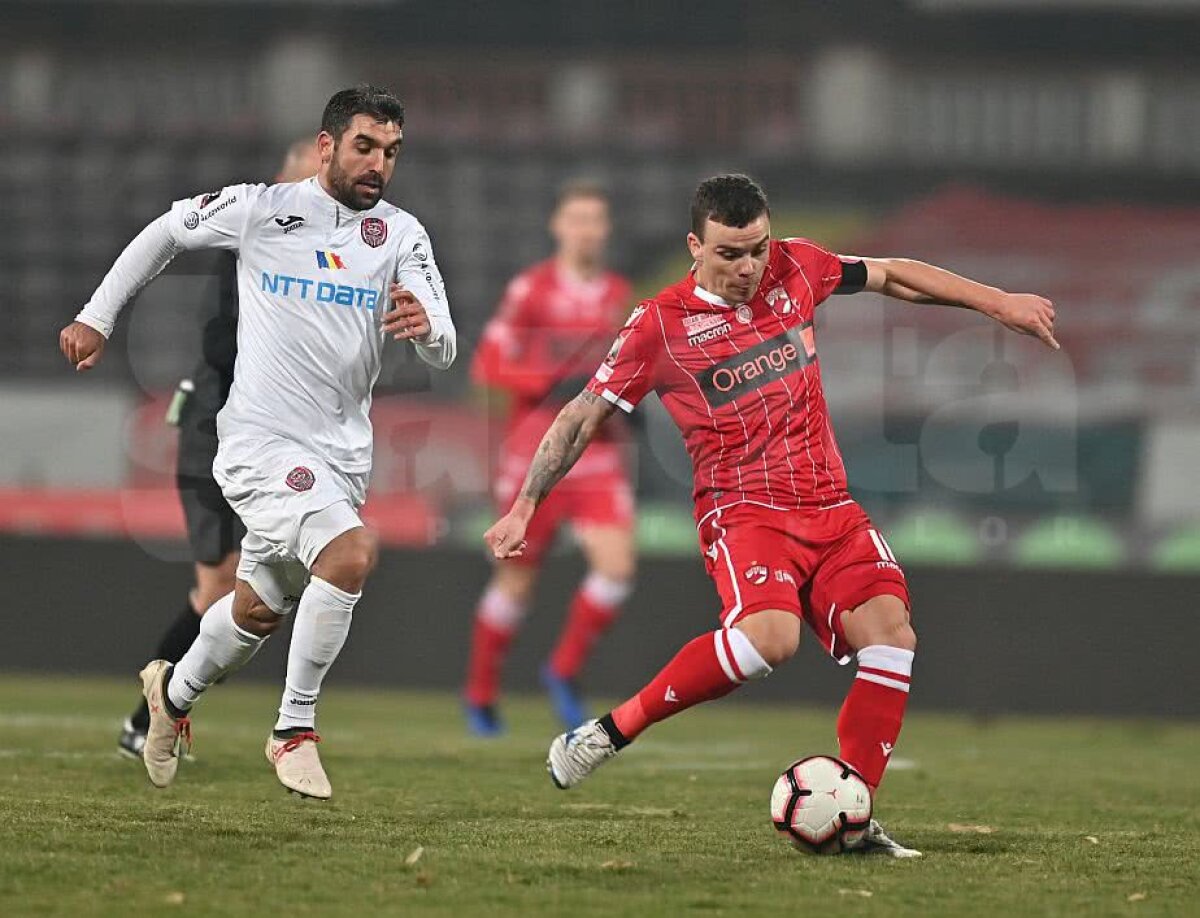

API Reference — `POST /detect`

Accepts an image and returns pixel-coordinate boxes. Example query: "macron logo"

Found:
[881,742,894,758]
[664,686,679,703]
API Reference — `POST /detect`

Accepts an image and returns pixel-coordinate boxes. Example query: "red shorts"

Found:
[495,441,634,566]
[697,501,909,662]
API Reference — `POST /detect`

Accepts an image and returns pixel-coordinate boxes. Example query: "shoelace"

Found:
[568,730,612,764]
[276,731,321,759]
[173,717,193,756]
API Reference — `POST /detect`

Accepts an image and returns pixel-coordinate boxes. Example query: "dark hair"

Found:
[554,178,609,211]
[320,84,405,141]
[690,174,770,239]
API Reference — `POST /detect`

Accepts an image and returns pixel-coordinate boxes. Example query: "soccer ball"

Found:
[770,755,873,854]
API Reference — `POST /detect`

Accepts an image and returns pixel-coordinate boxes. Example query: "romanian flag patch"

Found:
[315,250,347,270]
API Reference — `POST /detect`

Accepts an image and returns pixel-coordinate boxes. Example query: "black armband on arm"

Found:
[833,259,868,295]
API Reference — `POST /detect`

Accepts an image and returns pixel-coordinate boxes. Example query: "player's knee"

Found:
[593,555,635,586]
[353,528,379,577]
[593,538,636,584]
[753,630,800,667]
[492,563,537,606]
[892,620,917,652]
[313,527,377,592]
[874,603,915,651]
[845,597,915,652]
[232,598,283,638]
[736,611,801,667]
[579,526,637,584]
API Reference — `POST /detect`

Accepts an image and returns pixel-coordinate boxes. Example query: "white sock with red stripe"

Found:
[548,572,630,680]
[837,644,914,788]
[464,587,527,707]
[608,628,770,743]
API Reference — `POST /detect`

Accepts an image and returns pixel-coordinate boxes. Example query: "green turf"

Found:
[0,676,1196,917]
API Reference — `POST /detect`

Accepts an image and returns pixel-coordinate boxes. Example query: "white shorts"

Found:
[214,434,369,615]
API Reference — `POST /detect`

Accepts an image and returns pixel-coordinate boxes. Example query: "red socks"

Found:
[548,574,627,680]
[610,629,771,741]
[604,633,913,788]
[466,574,630,706]
[463,589,525,707]
[837,645,914,788]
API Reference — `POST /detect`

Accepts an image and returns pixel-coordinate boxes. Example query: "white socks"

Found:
[476,586,527,632]
[855,645,915,693]
[716,627,773,683]
[580,571,633,608]
[167,592,265,712]
[163,578,360,729]
[275,576,360,732]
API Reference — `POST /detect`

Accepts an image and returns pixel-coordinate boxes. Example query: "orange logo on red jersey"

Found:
[697,323,816,407]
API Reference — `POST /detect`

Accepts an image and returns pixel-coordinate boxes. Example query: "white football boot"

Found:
[546,718,621,789]
[855,819,923,858]
[266,731,332,799]
[138,660,192,788]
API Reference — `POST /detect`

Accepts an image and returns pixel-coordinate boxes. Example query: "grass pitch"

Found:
[0,676,1196,917]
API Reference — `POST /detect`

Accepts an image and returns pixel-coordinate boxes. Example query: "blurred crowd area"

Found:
[2,0,1200,569]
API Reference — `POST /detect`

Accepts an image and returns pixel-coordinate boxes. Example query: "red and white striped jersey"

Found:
[473,259,632,455]
[586,238,864,522]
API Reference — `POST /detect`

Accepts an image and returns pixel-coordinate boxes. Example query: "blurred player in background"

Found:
[117,138,322,758]
[62,85,456,799]
[487,174,1058,854]
[465,182,634,735]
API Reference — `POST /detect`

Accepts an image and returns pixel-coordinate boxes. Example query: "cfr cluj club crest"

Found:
[286,466,315,492]
[360,217,387,248]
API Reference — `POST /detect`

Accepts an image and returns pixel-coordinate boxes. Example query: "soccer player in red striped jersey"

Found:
[466,181,635,735]
[485,174,1058,856]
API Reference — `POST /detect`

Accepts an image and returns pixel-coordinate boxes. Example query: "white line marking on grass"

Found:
[0,713,358,742]
[625,760,775,772]
[0,749,117,760]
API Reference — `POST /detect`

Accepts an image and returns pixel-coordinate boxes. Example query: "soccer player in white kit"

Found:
[59,85,456,799]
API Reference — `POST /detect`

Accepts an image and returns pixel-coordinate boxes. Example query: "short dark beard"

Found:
[325,154,384,211]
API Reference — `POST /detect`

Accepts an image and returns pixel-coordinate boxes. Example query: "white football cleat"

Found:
[855,819,923,858]
[138,660,191,788]
[266,731,332,799]
[546,718,620,789]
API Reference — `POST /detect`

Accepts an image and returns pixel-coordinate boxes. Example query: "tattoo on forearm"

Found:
[519,392,603,504]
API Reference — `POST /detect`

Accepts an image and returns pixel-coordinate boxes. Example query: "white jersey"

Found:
[77,177,455,477]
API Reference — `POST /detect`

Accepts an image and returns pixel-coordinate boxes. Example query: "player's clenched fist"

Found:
[383,283,432,341]
[991,292,1059,351]
[59,321,106,372]
[484,510,530,560]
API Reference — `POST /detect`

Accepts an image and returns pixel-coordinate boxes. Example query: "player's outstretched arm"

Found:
[484,390,616,559]
[61,184,259,372]
[861,257,1059,350]
[59,213,184,371]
